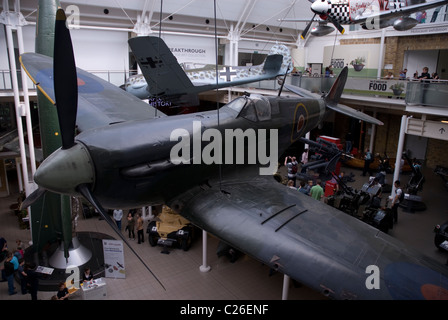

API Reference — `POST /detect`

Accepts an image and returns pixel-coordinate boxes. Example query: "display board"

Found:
[102,239,126,279]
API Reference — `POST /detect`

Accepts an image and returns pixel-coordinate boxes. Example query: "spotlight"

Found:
[104,8,109,14]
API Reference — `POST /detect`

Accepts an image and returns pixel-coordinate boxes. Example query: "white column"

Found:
[5,24,30,196]
[369,111,377,153]
[391,115,408,197]
[199,230,211,272]
[305,131,310,149]
[17,21,37,178]
[377,29,386,79]
[282,274,290,300]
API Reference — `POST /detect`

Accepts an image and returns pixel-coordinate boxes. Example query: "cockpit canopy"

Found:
[226,94,271,122]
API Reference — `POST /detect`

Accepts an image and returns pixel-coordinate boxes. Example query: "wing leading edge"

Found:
[168,174,448,300]
[20,53,165,132]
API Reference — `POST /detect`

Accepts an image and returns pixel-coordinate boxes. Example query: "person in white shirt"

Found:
[113,209,123,231]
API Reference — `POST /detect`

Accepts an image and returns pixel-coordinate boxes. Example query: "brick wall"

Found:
[341,33,448,77]
[337,34,448,169]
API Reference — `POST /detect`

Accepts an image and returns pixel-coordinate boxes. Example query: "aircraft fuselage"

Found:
[313,0,409,23]
[37,95,324,209]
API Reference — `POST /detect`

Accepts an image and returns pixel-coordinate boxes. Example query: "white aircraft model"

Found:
[280,0,448,38]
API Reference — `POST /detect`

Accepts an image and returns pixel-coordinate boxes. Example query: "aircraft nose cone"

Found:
[311,0,329,14]
[34,143,95,195]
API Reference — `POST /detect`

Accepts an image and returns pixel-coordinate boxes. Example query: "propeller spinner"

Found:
[301,0,345,39]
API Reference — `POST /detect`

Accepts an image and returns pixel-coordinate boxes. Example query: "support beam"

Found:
[377,29,386,79]
[369,111,377,153]
[392,115,408,197]
[199,230,211,272]
[282,274,290,300]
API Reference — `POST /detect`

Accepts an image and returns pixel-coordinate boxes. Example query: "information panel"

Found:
[102,239,126,279]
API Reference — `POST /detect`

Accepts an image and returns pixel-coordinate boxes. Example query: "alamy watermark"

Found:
[65,5,80,29]
[170,121,278,175]
[65,265,80,289]
[365,265,380,289]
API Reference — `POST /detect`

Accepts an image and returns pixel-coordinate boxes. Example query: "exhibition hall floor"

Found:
[0,165,447,301]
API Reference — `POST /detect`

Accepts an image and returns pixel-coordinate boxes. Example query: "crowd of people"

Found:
[388,67,441,81]
[283,145,405,222]
[284,152,328,202]
[0,237,39,299]
[113,208,146,244]
[0,205,152,300]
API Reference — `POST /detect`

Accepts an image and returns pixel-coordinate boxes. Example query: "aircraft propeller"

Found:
[21,9,165,290]
[53,9,78,150]
[327,15,345,34]
[301,0,345,39]
[300,13,316,39]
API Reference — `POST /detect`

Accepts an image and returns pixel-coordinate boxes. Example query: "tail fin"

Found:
[324,66,348,105]
[266,44,292,74]
[262,54,284,74]
[128,36,194,96]
[323,66,383,126]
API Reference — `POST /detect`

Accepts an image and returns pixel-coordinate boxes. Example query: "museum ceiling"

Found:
[18,0,313,44]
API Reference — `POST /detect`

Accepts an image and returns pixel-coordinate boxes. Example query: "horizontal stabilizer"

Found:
[327,103,383,126]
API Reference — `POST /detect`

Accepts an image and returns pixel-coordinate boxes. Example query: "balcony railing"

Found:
[405,79,448,108]
[240,74,448,108]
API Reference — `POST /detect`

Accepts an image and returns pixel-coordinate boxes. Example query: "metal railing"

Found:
[405,79,448,107]
[240,74,448,108]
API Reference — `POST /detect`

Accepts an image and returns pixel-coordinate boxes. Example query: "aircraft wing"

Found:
[20,53,165,132]
[352,0,448,24]
[128,36,286,98]
[168,173,448,300]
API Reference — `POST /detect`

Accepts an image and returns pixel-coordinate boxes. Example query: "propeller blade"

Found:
[77,184,165,290]
[328,16,345,34]
[300,14,316,40]
[20,186,48,209]
[53,9,78,150]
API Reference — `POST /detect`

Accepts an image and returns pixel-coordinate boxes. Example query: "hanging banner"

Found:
[102,239,126,279]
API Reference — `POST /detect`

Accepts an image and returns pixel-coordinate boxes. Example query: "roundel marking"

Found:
[291,103,308,143]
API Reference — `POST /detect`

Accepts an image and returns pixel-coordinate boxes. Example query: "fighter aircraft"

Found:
[21,9,448,299]
[124,36,292,106]
[280,0,448,39]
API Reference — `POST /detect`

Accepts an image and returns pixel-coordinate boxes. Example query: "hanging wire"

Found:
[151,0,196,29]
[214,0,223,190]
[114,0,135,26]
[330,30,338,69]
[243,1,297,54]
[153,0,164,118]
